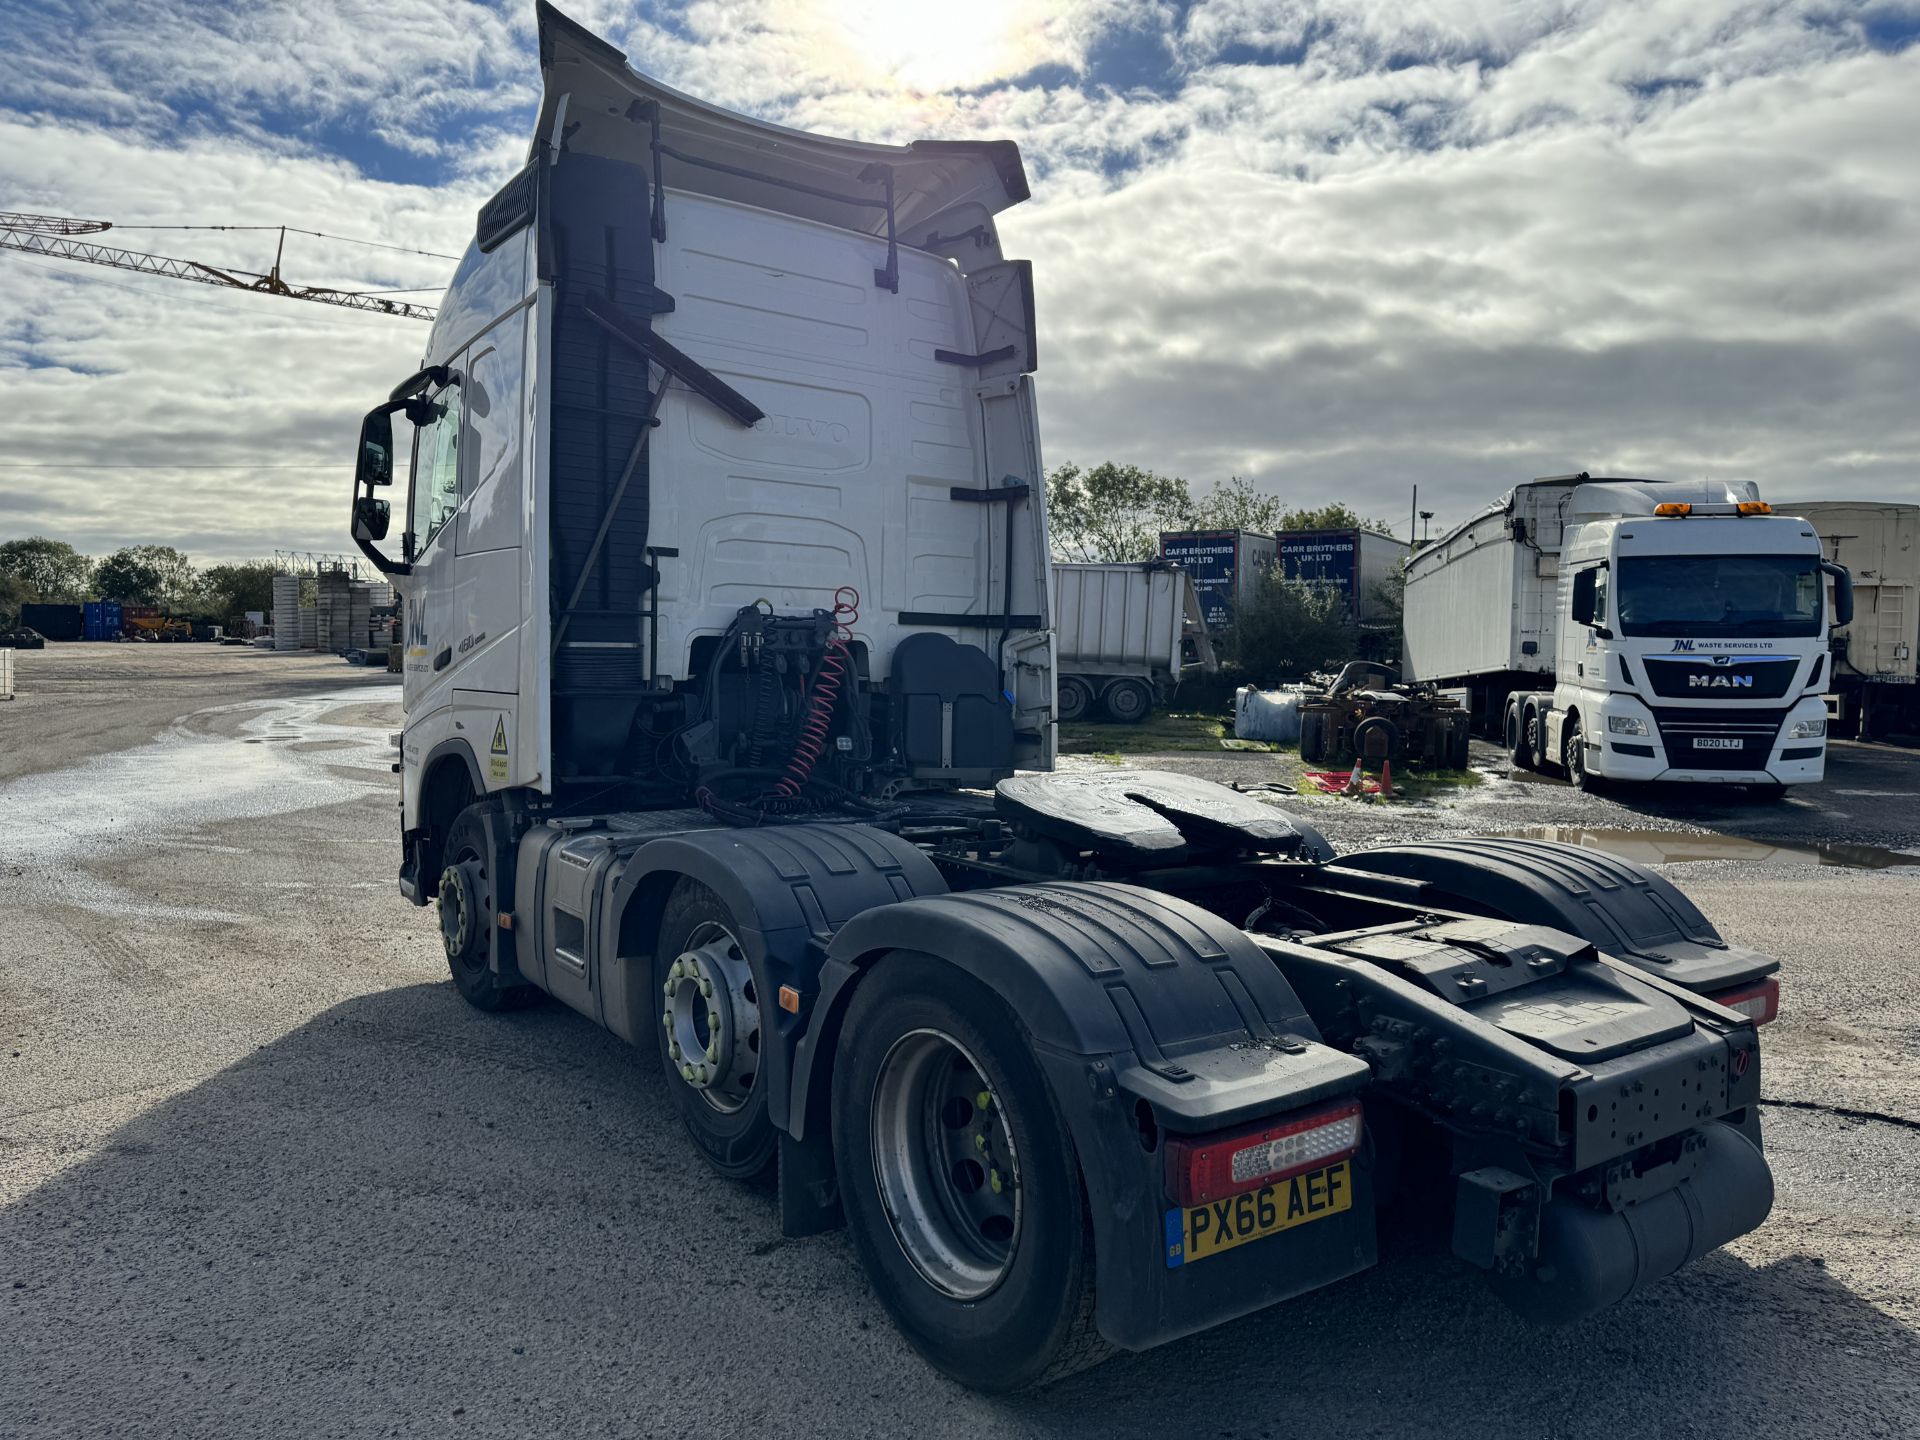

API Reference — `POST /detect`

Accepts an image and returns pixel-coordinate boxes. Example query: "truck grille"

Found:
[1640,656,1798,699]
[1647,706,1788,771]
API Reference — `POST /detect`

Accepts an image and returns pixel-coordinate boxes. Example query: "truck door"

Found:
[402,372,465,721]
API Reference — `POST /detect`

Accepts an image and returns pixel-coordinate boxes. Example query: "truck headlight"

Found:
[1606,714,1649,736]
[1789,716,1827,739]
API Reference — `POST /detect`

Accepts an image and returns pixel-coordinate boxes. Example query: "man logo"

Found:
[1711,654,1733,666]
[1688,674,1753,688]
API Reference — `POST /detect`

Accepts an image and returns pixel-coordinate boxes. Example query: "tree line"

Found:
[1044,464,1393,564]
[0,537,282,628]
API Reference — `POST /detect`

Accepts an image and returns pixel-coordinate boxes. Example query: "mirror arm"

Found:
[353,534,411,578]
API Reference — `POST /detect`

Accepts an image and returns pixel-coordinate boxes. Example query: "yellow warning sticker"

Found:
[490,717,509,756]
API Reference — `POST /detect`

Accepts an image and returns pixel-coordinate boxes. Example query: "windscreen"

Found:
[1615,553,1822,638]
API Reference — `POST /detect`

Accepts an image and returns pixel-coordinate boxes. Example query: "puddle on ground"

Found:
[0,688,401,920]
[1493,825,1920,871]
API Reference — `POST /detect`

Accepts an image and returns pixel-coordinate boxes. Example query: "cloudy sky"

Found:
[1,0,1916,564]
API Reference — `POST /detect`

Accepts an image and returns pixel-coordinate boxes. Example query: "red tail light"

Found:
[1165,1100,1364,1208]
[1712,976,1780,1026]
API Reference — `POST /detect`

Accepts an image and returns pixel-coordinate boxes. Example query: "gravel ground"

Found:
[2,646,1916,1440]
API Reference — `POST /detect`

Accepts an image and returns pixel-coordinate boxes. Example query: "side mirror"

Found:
[356,409,394,488]
[354,495,391,543]
[1822,560,1854,628]
[349,399,411,577]
[1570,567,1598,626]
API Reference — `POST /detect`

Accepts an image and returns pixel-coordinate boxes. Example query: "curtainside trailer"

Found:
[345,5,1782,1391]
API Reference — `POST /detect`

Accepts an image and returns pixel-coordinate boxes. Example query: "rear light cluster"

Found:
[1713,976,1780,1026]
[1165,1101,1364,1207]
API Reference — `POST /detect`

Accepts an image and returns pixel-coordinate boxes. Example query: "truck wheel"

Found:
[439,808,535,1012]
[654,879,777,1183]
[832,954,1108,1391]
[1353,715,1400,762]
[1508,702,1536,771]
[1566,718,1603,792]
[1299,710,1328,763]
[1057,676,1094,724]
[1102,677,1152,724]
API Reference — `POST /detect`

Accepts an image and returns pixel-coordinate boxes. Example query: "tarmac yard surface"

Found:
[2,647,1916,1439]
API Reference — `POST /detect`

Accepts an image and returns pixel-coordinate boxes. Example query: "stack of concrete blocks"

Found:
[299,605,318,649]
[315,568,352,654]
[348,581,373,652]
[271,575,302,651]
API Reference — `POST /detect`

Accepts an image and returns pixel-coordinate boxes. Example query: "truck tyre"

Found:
[1057,676,1094,724]
[654,879,778,1183]
[1298,709,1328,763]
[1566,718,1603,793]
[439,808,536,1012]
[1102,677,1152,725]
[1508,701,1536,771]
[832,954,1108,1392]
[1353,715,1400,763]
[1447,717,1471,771]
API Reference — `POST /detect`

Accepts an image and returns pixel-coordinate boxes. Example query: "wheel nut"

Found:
[976,1091,990,1110]
[705,1041,719,1063]
[974,1134,986,1150]
[669,960,683,981]
[990,1169,1002,1194]
[700,978,714,998]
[682,1063,696,1082]
[694,1065,709,1084]
[668,1039,682,1061]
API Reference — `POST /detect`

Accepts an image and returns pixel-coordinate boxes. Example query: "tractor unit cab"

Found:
[351,3,1052,873]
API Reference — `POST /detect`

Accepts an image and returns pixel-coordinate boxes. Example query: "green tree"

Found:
[1275,502,1395,535]
[0,537,92,602]
[1231,572,1359,682]
[94,545,198,609]
[0,573,35,629]
[199,561,279,618]
[1190,475,1285,535]
[1045,461,1195,562]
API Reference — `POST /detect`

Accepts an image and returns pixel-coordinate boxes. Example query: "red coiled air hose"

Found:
[772,587,859,800]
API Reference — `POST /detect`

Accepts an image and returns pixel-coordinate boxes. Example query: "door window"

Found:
[409,384,464,552]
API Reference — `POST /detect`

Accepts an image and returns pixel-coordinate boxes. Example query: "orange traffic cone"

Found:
[1379,759,1393,798]
[1343,759,1364,795]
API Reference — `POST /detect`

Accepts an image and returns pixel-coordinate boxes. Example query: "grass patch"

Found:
[1058,711,1236,755]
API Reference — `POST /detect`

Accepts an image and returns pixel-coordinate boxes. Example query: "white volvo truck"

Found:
[346,4,1783,1391]
[1406,474,1852,793]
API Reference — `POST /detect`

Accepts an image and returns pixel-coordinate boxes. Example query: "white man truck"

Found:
[346,5,1782,1391]
[1405,474,1851,793]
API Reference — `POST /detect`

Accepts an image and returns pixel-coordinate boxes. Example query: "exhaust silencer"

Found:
[1490,1122,1774,1325]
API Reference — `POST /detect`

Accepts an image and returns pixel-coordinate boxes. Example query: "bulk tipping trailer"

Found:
[346,4,1782,1391]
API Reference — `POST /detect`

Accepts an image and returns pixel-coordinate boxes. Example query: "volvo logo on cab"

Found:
[1688,673,1754,688]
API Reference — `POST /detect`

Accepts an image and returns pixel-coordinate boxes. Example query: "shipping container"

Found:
[1277,528,1411,622]
[83,599,124,641]
[1779,501,1920,737]
[1157,529,1276,629]
[1052,561,1216,722]
[19,602,83,642]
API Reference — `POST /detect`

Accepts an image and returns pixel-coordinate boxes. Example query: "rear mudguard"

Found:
[805,881,1377,1350]
[1319,838,1778,994]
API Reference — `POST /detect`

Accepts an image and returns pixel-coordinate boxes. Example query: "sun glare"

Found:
[820,0,1060,92]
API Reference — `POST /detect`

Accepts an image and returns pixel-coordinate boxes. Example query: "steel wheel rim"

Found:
[1569,725,1585,784]
[662,920,760,1114]
[870,1028,1021,1300]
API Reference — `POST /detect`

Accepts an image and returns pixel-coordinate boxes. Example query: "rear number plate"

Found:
[1164,1162,1352,1268]
[1693,737,1743,750]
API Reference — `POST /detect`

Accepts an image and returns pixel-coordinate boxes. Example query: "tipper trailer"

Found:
[347,5,1782,1391]
[1052,560,1215,722]
[1405,474,1851,792]
[1781,501,1919,740]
